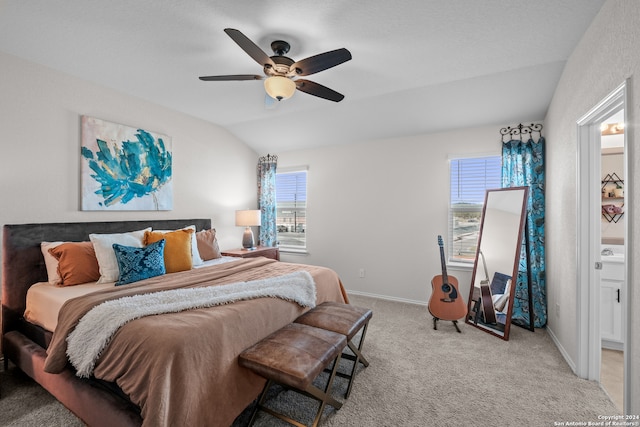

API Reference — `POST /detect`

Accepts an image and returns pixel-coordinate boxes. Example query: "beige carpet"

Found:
[0,294,620,426]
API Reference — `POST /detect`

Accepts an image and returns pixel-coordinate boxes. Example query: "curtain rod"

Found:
[499,123,543,142]
[258,153,278,163]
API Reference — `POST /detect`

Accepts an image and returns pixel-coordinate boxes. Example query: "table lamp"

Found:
[236,209,261,249]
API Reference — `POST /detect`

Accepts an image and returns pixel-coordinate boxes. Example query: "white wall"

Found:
[0,51,258,272]
[545,0,639,412]
[275,125,505,305]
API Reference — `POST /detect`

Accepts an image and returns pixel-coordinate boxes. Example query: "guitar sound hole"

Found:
[441,284,451,293]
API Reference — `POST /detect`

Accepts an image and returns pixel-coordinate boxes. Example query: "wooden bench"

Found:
[238,323,347,427]
[294,302,372,398]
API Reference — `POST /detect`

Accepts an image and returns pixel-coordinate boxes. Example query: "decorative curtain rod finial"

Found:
[259,153,278,163]
[499,123,544,142]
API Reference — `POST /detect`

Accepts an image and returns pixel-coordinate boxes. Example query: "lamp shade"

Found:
[264,76,296,101]
[235,210,261,227]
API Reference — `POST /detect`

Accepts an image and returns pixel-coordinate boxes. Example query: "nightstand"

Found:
[221,246,280,261]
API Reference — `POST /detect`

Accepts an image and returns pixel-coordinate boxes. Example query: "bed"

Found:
[1,219,348,426]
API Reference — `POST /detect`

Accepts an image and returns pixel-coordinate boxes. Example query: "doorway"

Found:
[599,109,625,410]
[576,81,629,413]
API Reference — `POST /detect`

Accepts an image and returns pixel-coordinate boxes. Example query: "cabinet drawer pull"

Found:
[616,288,620,303]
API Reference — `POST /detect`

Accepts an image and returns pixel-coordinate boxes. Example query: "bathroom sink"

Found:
[601,245,624,263]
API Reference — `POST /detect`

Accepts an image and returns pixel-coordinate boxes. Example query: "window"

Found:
[276,169,307,250]
[449,156,501,263]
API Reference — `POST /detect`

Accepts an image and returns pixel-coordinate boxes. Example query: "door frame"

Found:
[576,80,629,411]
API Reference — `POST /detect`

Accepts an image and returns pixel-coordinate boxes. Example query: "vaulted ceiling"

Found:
[0,0,606,153]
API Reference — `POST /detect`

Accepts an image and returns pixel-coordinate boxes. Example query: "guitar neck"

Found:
[439,245,449,284]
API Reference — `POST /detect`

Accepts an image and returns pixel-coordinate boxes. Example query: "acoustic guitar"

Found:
[428,235,468,321]
[480,284,497,324]
[477,250,497,324]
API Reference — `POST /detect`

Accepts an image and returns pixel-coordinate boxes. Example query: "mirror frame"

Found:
[465,186,529,340]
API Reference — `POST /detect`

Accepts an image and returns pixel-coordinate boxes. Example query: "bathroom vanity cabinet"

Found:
[601,259,624,349]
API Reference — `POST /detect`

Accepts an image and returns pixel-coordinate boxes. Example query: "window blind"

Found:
[276,170,307,249]
[450,157,502,205]
[449,156,502,262]
[276,171,307,203]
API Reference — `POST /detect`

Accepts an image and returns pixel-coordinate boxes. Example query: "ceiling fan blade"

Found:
[295,79,345,102]
[199,74,263,81]
[289,48,352,76]
[224,28,275,69]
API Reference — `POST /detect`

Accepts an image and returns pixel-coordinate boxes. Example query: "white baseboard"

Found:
[346,289,427,306]
[546,325,577,374]
[602,339,623,351]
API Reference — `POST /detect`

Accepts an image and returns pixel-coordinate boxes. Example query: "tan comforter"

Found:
[44,257,348,427]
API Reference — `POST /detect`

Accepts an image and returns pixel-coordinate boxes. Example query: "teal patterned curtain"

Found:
[501,124,546,328]
[257,154,278,247]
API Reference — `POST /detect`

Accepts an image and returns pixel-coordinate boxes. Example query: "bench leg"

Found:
[247,379,272,427]
[247,354,344,427]
[309,352,343,427]
[323,321,371,399]
[352,322,370,367]
[344,322,370,398]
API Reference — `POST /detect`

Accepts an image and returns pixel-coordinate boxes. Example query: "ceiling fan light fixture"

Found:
[200,29,350,103]
[264,76,296,101]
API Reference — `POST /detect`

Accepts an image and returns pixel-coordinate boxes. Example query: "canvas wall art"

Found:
[81,116,173,211]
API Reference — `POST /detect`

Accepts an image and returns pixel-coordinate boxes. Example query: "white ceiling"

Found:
[0,0,605,154]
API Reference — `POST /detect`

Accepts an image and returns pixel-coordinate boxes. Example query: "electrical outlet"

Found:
[359,268,365,278]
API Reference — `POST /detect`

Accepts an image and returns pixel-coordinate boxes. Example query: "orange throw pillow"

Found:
[144,229,194,273]
[48,242,100,286]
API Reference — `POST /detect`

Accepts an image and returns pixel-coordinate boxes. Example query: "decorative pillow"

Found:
[89,228,151,283]
[48,242,100,286]
[195,228,221,261]
[113,239,166,286]
[154,225,203,266]
[144,229,193,273]
[493,292,510,313]
[41,241,63,285]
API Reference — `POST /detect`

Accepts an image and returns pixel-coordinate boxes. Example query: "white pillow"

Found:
[89,228,151,284]
[153,225,203,266]
[41,241,63,285]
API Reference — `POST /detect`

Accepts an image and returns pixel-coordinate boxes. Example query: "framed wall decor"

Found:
[81,116,173,211]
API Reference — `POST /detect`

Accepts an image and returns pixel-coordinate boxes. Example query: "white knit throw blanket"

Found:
[66,271,316,378]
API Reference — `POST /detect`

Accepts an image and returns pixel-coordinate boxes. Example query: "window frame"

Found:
[448,154,502,265]
[275,166,308,252]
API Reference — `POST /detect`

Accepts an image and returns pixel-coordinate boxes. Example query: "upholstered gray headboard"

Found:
[1,219,211,336]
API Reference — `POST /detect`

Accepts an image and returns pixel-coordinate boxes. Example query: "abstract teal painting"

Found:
[81,116,173,211]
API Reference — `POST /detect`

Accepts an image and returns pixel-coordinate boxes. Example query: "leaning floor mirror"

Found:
[465,186,529,340]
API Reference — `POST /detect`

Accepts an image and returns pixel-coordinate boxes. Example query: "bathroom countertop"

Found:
[601,254,624,263]
[601,245,624,263]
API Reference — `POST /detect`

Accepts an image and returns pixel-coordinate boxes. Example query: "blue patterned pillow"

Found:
[112,239,166,286]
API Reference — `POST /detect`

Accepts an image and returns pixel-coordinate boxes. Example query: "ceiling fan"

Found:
[199,28,352,103]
